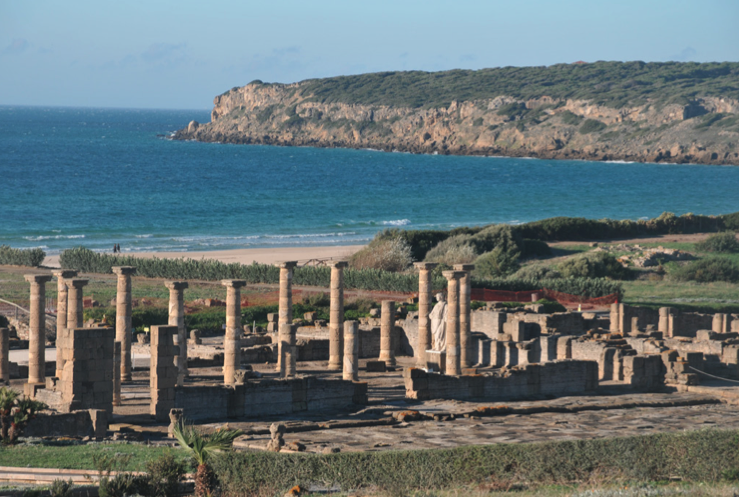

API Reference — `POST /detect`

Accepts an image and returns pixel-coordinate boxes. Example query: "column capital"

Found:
[165,281,189,291]
[414,262,438,271]
[68,278,89,288]
[442,270,465,281]
[24,274,53,284]
[275,261,298,269]
[453,264,475,272]
[327,260,348,269]
[52,270,78,279]
[112,266,137,276]
[221,279,246,288]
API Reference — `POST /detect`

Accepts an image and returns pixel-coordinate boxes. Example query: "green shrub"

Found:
[695,232,739,253]
[557,251,631,279]
[579,119,607,134]
[511,264,561,280]
[472,277,622,298]
[0,245,45,267]
[49,479,74,497]
[423,235,477,265]
[722,212,739,230]
[474,245,521,279]
[145,452,186,497]
[99,473,151,497]
[670,257,739,283]
[349,236,413,272]
[560,110,583,125]
[521,239,551,258]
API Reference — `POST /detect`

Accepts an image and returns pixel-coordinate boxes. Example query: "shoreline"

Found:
[42,244,365,269]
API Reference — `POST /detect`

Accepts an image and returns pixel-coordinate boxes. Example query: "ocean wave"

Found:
[135,234,153,238]
[263,232,357,239]
[382,219,411,226]
[23,234,85,241]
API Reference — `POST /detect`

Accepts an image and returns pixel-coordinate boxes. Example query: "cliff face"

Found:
[175,81,739,165]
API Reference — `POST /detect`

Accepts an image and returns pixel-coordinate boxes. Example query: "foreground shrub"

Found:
[424,235,477,265]
[0,245,45,267]
[349,236,413,272]
[695,232,739,253]
[211,429,739,495]
[145,452,187,497]
[670,257,739,283]
[474,245,521,279]
[557,251,631,280]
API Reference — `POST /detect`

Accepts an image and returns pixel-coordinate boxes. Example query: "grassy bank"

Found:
[4,430,739,495]
[211,429,739,496]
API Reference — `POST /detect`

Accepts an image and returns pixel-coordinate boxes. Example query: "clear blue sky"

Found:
[1,0,737,110]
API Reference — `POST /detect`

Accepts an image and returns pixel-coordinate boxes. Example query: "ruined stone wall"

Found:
[173,376,367,421]
[23,409,107,439]
[405,360,598,401]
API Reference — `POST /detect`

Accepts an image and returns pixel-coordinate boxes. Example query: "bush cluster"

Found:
[695,232,739,253]
[556,251,631,279]
[349,235,413,272]
[670,257,739,283]
[0,245,45,267]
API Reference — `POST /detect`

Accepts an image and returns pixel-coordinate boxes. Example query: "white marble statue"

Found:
[429,292,448,351]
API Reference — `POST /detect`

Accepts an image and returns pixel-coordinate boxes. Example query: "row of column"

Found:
[414,263,474,376]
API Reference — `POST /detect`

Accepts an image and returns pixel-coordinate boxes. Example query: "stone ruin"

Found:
[5,260,739,441]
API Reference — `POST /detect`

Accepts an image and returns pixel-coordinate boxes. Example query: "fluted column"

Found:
[379,300,396,367]
[66,278,88,330]
[443,270,464,375]
[166,281,189,385]
[343,320,359,381]
[53,269,77,378]
[414,262,437,367]
[328,261,348,370]
[221,279,246,385]
[279,323,296,378]
[24,274,53,389]
[275,261,297,371]
[112,266,136,382]
[454,264,475,368]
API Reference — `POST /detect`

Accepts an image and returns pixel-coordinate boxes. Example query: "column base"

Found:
[24,382,46,398]
[327,360,342,371]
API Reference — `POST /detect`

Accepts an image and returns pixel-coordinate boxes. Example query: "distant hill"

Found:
[175,62,739,165]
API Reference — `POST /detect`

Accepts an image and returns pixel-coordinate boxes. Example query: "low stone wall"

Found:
[404,360,598,401]
[23,409,107,439]
[174,375,368,421]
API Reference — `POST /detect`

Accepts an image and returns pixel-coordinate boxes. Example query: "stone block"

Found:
[365,360,386,372]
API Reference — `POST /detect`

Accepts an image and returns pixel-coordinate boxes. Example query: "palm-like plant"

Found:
[172,419,242,497]
[0,388,19,443]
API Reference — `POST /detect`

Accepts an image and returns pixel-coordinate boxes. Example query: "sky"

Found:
[1,0,738,110]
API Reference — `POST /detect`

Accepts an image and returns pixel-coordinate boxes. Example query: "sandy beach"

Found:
[43,245,365,268]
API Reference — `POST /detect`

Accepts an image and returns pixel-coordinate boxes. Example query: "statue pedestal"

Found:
[426,350,446,374]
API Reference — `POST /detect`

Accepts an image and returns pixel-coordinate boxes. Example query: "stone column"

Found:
[454,264,475,368]
[222,280,246,385]
[24,274,53,392]
[112,267,136,382]
[165,281,189,385]
[659,307,674,337]
[52,270,77,378]
[0,328,9,385]
[414,262,437,367]
[443,270,464,376]
[343,320,359,381]
[279,323,296,378]
[328,261,348,370]
[66,279,88,330]
[275,261,297,371]
[113,341,122,407]
[379,300,396,367]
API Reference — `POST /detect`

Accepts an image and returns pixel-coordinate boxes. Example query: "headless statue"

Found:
[429,292,448,351]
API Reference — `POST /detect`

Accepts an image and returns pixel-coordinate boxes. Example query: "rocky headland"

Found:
[174,62,739,165]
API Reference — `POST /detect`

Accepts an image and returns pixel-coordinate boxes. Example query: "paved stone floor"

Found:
[62,355,739,454]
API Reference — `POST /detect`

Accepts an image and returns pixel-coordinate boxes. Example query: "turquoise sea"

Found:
[2,105,739,256]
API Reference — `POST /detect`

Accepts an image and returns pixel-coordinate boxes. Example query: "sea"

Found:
[2,105,739,256]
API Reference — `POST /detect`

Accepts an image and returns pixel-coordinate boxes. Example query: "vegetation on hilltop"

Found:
[254,61,739,109]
